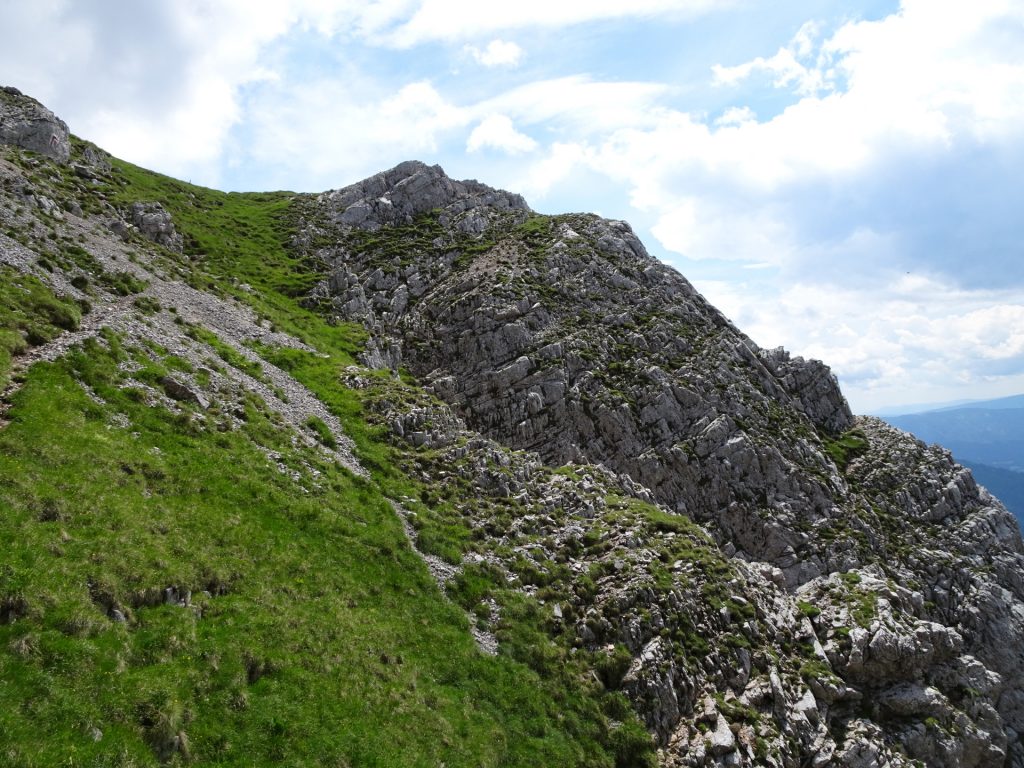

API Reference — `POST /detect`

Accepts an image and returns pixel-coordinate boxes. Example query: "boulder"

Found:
[131,202,183,252]
[160,376,209,409]
[0,86,70,163]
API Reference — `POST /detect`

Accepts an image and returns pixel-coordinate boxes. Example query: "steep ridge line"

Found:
[297,159,1024,767]
[1,89,1023,767]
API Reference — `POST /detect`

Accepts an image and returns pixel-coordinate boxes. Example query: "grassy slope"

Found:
[0,155,652,766]
[0,266,82,388]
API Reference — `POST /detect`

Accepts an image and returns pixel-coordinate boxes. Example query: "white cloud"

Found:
[5,0,1022,411]
[464,39,522,67]
[531,0,1024,206]
[696,270,1024,413]
[480,76,671,134]
[815,1,1024,148]
[519,142,596,198]
[379,0,729,47]
[467,115,537,154]
[551,1,1024,408]
[714,106,757,127]
[652,199,796,263]
[713,21,830,95]
[242,78,471,189]
[241,72,672,189]
[0,0,312,182]
[508,1,1024,284]
[0,3,689,187]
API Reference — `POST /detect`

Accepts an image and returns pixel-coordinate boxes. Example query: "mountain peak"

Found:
[319,159,530,232]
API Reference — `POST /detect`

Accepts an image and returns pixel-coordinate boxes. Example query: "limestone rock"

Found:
[5,93,1022,767]
[319,160,529,232]
[294,162,1024,768]
[159,376,209,409]
[707,714,735,756]
[0,86,70,163]
[758,346,853,434]
[131,202,183,252]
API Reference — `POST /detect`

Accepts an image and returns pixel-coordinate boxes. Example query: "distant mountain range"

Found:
[874,393,1024,416]
[882,395,1024,523]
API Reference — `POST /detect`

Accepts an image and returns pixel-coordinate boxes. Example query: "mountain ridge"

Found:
[881,395,1024,524]
[1,87,1023,768]
[885,403,1024,473]
[877,394,1024,417]
[963,461,1024,525]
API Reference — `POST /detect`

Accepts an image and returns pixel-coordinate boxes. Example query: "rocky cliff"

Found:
[299,160,1024,766]
[1,88,1022,768]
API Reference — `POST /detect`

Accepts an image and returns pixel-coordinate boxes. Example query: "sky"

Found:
[2,0,1023,414]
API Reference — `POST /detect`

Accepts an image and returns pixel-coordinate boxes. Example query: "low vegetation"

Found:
[0,156,656,766]
[0,265,82,387]
[823,429,870,471]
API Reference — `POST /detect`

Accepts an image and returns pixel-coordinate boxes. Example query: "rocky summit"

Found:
[1,88,1022,768]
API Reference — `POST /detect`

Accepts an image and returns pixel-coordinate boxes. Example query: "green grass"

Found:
[50,242,147,297]
[823,429,869,471]
[344,212,450,269]
[799,657,837,684]
[103,159,344,349]
[850,587,879,628]
[303,414,337,449]
[0,155,658,766]
[797,600,821,619]
[184,324,264,381]
[840,571,862,586]
[516,214,552,243]
[0,266,82,388]
[104,271,148,297]
[0,337,633,767]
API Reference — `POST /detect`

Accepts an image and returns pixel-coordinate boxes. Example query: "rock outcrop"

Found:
[0,86,70,163]
[131,202,183,251]
[305,168,857,583]
[321,160,528,232]
[296,162,1024,767]
[2,88,1022,768]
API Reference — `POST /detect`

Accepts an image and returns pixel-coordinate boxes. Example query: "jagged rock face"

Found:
[320,160,529,231]
[305,164,858,584]
[3,77,1022,766]
[759,347,853,435]
[299,163,1024,767]
[826,418,1024,767]
[0,86,70,163]
[350,368,878,768]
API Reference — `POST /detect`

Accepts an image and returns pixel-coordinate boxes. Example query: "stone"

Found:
[707,714,735,756]
[107,217,133,240]
[160,376,210,409]
[758,346,853,434]
[321,160,529,233]
[2,91,1021,767]
[131,202,183,252]
[794,689,819,725]
[295,162,1024,765]
[0,86,70,163]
